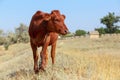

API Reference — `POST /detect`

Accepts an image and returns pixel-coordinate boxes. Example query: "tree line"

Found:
[74,12,120,36]
[95,12,120,35]
[0,23,29,50]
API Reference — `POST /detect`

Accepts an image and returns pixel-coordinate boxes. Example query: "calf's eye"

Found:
[54,19,60,22]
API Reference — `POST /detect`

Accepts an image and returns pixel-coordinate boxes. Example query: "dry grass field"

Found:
[0,35,120,80]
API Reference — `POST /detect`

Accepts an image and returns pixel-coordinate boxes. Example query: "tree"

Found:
[0,29,10,50]
[7,32,17,44]
[101,12,120,33]
[95,27,106,35]
[75,29,86,36]
[15,23,29,43]
[0,29,5,45]
[0,30,3,35]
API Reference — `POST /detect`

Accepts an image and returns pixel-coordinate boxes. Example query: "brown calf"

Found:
[28,10,68,73]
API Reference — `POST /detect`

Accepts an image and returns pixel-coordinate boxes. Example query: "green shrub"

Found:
[75,29,86,36]
[4,42,10,50]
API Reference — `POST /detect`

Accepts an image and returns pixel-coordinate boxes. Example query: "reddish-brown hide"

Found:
[28,10,68,73]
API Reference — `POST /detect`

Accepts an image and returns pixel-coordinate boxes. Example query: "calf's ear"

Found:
[34,11,45,20]
[51,10,60,18]
[51,10,60,15]
[62,15,66,19]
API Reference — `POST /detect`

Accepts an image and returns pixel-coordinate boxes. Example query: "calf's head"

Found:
[44,10,68,35]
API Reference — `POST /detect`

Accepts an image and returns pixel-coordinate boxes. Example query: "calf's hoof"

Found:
[39,66,46,72]
[34,69,39,74]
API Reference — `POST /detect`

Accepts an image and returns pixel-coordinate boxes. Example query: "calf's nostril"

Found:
[65,30,68,33]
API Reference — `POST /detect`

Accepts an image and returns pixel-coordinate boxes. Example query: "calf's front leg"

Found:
[40,34,50,70]
[51,41,57,65]
[30,41,39,73]
[39,49,48,68]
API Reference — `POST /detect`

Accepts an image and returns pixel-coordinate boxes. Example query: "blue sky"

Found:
[0,0,120,32]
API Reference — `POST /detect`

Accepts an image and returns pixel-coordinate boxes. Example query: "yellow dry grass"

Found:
[0,36,120,80]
